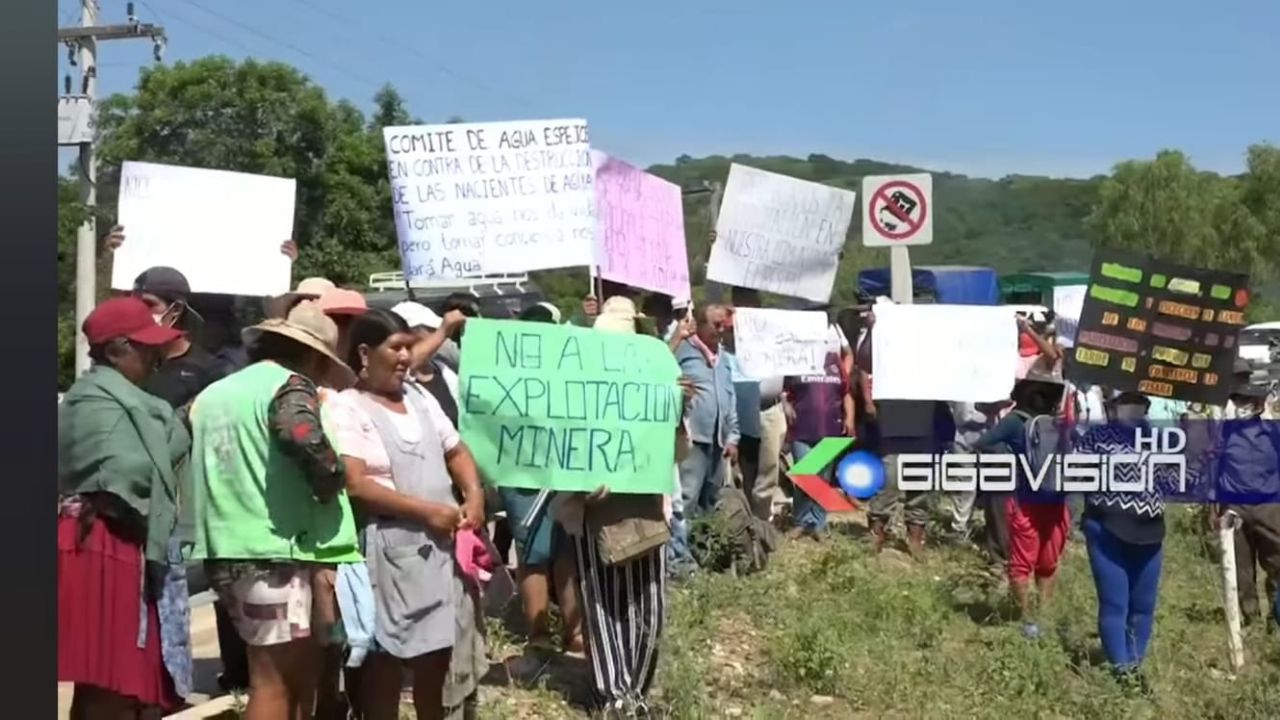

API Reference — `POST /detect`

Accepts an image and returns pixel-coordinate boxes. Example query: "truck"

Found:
[361,270,548,318]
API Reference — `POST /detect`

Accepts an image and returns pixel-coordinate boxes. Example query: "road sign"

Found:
[862,173,933,247]
[58,96,95,146]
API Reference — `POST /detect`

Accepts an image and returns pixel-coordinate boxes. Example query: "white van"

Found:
[1238,322,1280,364]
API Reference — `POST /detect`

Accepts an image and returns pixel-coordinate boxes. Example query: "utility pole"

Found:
[58,1,165,375]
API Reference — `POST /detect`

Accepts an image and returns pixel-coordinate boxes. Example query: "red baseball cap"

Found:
[82,297,185,347]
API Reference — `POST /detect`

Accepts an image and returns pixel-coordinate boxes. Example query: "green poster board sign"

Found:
[458,319,682,494]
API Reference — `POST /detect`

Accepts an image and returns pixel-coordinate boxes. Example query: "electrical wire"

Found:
[176,0,385,87]
[279,0,542,112]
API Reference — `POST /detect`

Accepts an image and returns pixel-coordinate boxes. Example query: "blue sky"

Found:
[58,0,1277,179]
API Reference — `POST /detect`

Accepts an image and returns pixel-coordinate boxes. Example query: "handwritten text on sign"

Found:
[593,152,691,300]
[872,304,1018,402]
[111,161,295,296]
[459,320,682,494]
[383,120,595,280]
[708,164,857,302]
[732,308,830,378]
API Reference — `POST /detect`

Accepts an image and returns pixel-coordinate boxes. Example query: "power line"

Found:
[177,0,385,87]
[279,0,543,112]
[145,3,259,56]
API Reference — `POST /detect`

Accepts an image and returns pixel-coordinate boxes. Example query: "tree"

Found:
[1087,149,1276,319]
[94,56,400,286]
[57,178,89,388]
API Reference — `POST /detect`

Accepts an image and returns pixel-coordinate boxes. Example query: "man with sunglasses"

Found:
[132,266,225,413]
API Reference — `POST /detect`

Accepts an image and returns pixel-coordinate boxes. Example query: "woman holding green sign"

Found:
[552,296,695,718]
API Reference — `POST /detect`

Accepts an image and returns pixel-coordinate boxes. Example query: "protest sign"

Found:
[872,304,1018,402]
[382,119,595,281]
[111,161,296,296]
[593,152,690,300]
[707,164,856,302]
[459,319,682,494]
[731,308,830,378]
[1052,284,1087,348]
[1065,250,1250,404]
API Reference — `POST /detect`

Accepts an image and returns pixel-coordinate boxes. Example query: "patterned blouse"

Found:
[270,374,345,503]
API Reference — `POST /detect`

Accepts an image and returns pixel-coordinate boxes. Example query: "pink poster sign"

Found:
[593,152,690,300]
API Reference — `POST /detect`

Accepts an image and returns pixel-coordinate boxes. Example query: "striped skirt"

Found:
[572,532,666,713]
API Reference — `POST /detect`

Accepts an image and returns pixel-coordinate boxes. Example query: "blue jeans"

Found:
[791,441,830,532]
[1083,517,1163,670]
[668,441,724,572]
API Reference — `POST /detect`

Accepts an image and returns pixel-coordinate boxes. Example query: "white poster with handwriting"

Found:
[733,308,831,378]
[872,304,1018,402]
[1052,284,1087,348]
[707,164,856,302]
[382,119,595,281]
[111,161,296,296]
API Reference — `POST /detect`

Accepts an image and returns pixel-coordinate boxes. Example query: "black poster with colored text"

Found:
[1064,250,1250,405]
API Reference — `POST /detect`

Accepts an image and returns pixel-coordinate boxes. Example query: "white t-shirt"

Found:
[327,387,460,491]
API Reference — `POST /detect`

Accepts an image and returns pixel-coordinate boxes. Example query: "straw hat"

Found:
[266,277,337,318]
[594,296,639,334]
[243,301,355,386]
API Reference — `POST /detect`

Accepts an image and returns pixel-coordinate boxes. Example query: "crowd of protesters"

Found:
[56,231,1280,718]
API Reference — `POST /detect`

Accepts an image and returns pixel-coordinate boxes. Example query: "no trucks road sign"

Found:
[862,173,933,247]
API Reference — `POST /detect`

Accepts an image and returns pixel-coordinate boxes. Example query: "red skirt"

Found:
[57,514,179,710]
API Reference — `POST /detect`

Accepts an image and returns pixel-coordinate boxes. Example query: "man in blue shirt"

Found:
[1216,379,1280,626]
[670,304,739,577]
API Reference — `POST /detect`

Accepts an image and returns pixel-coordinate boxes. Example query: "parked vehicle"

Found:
[1239,321,1280,365]
[362,270,548,318]
[858,265,1001,305]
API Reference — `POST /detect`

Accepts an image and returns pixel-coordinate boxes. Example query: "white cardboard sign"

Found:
[1052,284,1087,348]
[732,308,830,378]
[111,161,296,296]
[872,303,1017,402]
[707,164,856,302]
[382,119,595,281]
[862,173,933,247]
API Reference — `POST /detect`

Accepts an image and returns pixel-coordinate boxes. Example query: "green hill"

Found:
[629,154,1102,305]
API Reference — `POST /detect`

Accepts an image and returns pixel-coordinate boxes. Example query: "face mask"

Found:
[153,302,177,328]
[1114,404,1146,423]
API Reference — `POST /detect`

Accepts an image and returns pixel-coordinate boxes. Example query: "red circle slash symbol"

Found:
[869,180,928,241]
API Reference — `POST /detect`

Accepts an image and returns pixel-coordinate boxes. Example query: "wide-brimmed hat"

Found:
[266,277,337,318]
[595,296,639,334]
[243,301,355,386]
